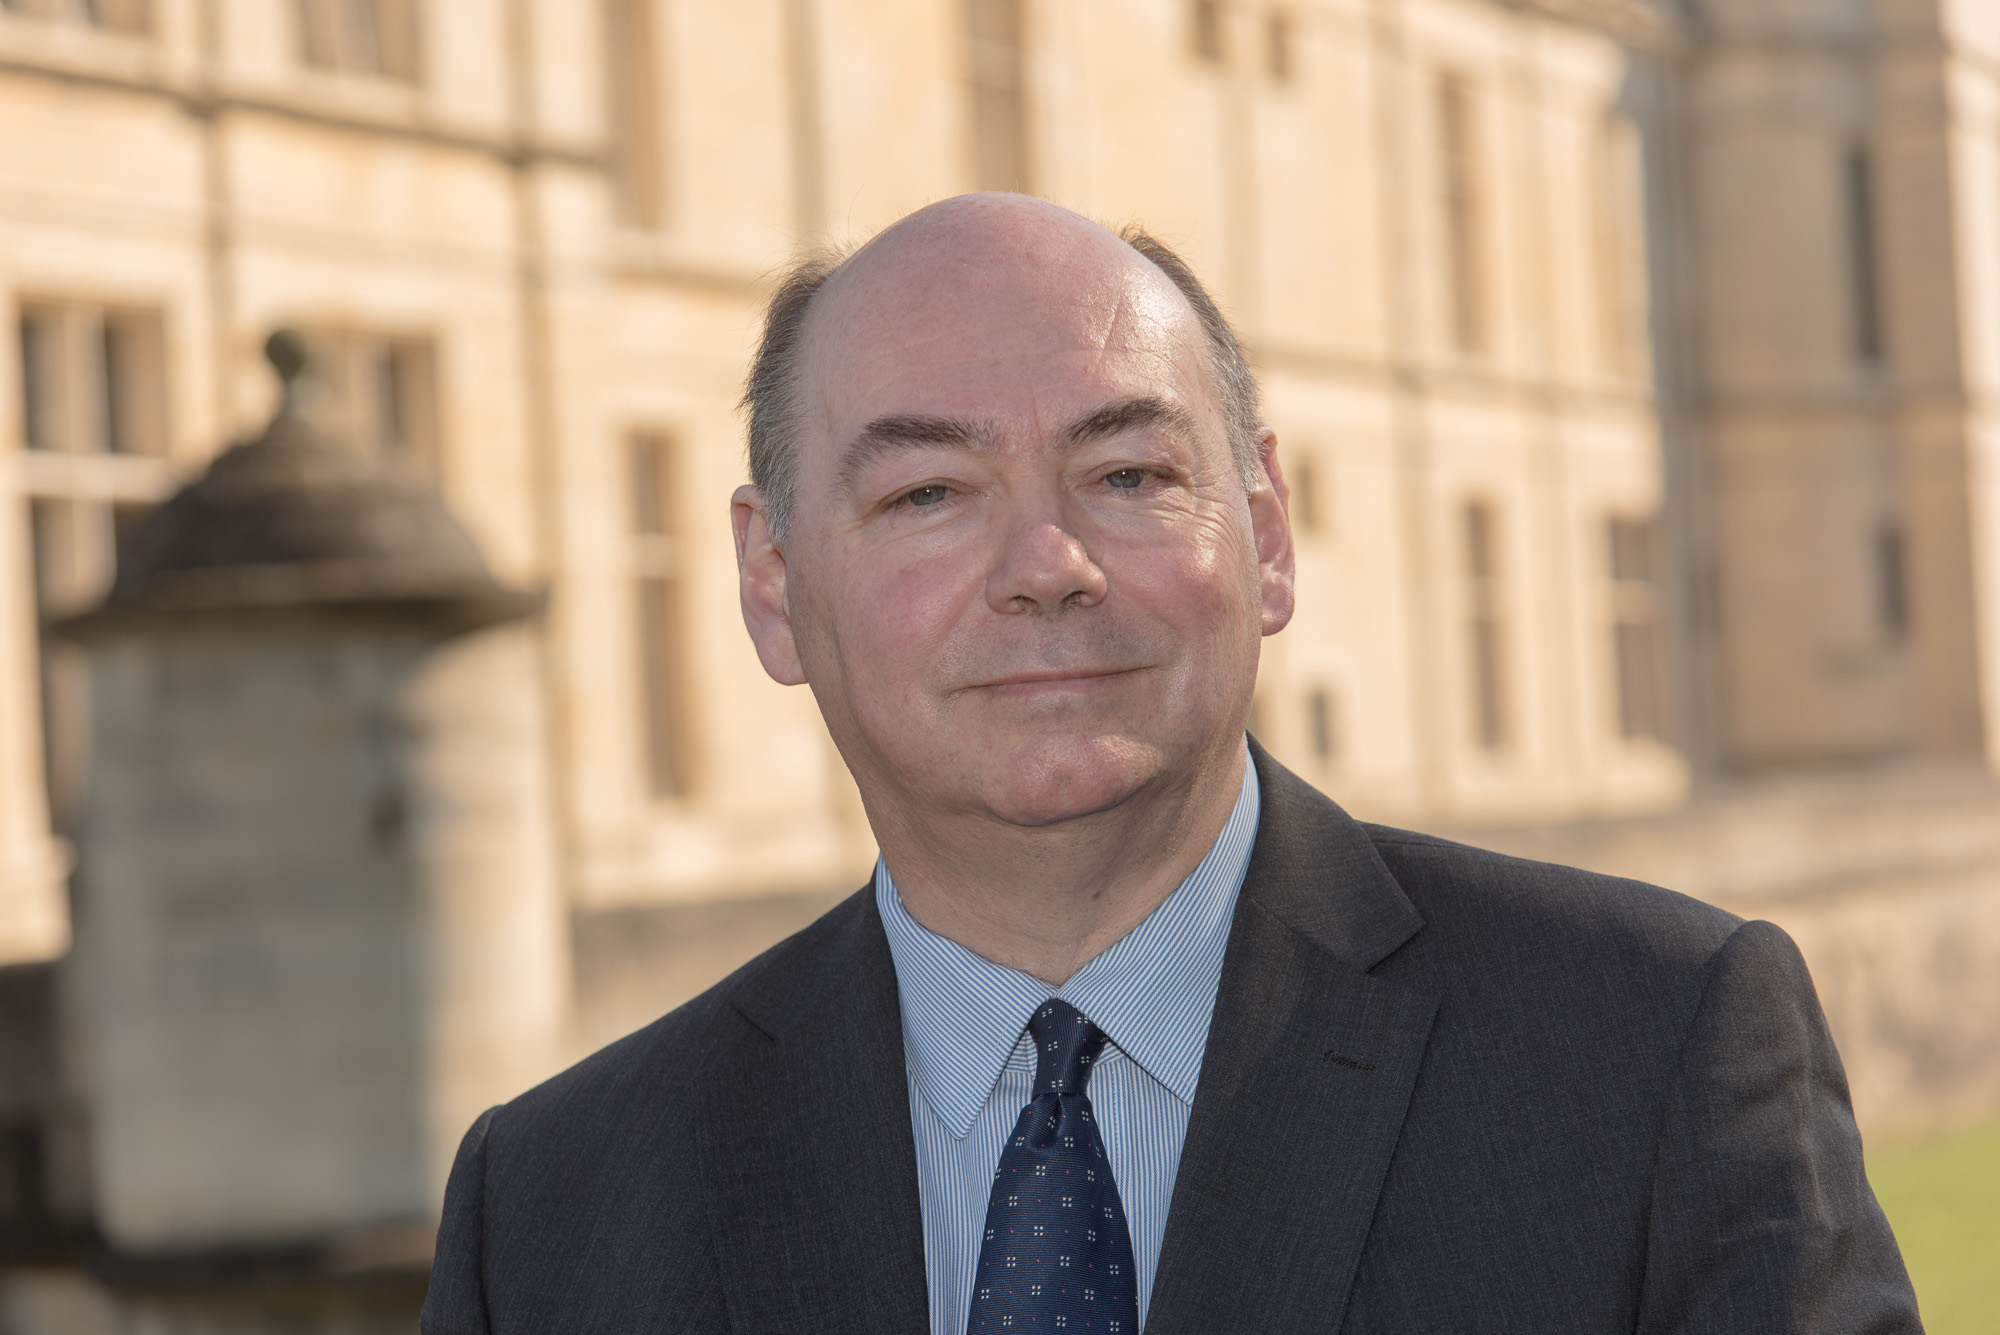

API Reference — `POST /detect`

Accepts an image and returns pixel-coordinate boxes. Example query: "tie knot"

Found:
[1026,999,1108,1097]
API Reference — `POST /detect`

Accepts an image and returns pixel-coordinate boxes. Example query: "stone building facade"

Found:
[1650,0,2000,775]
[0,0,1679,974]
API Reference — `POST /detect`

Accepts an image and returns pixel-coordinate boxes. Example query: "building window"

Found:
[629,432,693,800]
[1265,9,1293,82]
[1437,73,1484,355]
[18,303,167,458]
[1290,450,1322,535]
[1595,111,1648,379]
[1191,0,1223,63]
[298,0,420,82]
[299,329,439,481]
[605,0,664,228]
[0,0,149,32]
[1462,500,1507,752]
[967,0,1029,192]
[29,501,103,836]
[1844,140,1883,365]
[1305,685,1338,764]
[1874,520,1907,642]
[1608,517,1666,742]
[13,299,172,835]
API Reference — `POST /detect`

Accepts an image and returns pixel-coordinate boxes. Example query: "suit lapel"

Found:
[700,890,930,1334]
[1147,745,1439,1335]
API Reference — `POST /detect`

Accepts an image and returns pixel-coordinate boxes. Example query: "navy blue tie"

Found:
[965,999,1139,1333]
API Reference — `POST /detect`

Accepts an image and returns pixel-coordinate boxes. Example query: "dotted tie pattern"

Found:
[963,1000,1139,1333]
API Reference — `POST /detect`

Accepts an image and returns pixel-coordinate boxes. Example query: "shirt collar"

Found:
[877,749,1261,1139]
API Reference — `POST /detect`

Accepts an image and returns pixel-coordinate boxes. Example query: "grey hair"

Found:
[740,224,1263,541]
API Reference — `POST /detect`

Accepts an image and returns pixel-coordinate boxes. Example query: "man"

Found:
[423,195,1919,1333]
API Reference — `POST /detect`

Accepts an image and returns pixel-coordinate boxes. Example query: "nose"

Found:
[985,515,1108,614]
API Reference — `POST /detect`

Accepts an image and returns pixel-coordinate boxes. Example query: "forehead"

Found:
[796,225,1212,440]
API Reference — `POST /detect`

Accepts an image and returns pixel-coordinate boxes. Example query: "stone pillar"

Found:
[57,334,565,1274]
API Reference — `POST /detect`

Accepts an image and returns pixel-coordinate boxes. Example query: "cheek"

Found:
[817,547,982,692]
[1113,510,1260,632]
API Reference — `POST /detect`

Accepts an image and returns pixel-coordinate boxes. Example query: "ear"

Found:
[732,485,807,685]
[1247,427,1297,636]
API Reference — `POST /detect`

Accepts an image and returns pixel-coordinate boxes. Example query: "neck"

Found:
[873,743,1249,985]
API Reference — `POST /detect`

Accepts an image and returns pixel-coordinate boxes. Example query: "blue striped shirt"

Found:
[875,754,1261,1335]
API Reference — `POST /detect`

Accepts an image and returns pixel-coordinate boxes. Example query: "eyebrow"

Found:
[1060,395,1199,448]
[835,414,994,494]
[833,395,1198,495]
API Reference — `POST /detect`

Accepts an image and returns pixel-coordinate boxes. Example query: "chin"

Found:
[975,734,1164,828]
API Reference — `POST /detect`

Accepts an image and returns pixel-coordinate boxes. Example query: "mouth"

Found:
[970,667,1141,699]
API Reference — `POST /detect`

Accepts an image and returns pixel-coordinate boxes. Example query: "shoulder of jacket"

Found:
[1356,820,1745,968]
[488,886,875,1145]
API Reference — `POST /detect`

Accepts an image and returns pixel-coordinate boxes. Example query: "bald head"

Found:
[812,195,1183,349]
[742,194,1262,540]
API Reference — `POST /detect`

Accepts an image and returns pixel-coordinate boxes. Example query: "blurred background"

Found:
[0,0,1996,1329]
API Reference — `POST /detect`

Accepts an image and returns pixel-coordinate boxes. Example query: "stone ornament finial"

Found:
[265,327,310,385]
[258,327,341,449]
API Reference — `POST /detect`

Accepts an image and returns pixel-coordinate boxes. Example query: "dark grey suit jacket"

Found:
[423,745,1921,1333]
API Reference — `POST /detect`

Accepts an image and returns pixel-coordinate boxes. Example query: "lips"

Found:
[963,668,1144,704]
[977,667,1133,688]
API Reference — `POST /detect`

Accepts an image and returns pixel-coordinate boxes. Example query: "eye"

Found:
[902,484,951,507]
[1104,468,1147,490]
